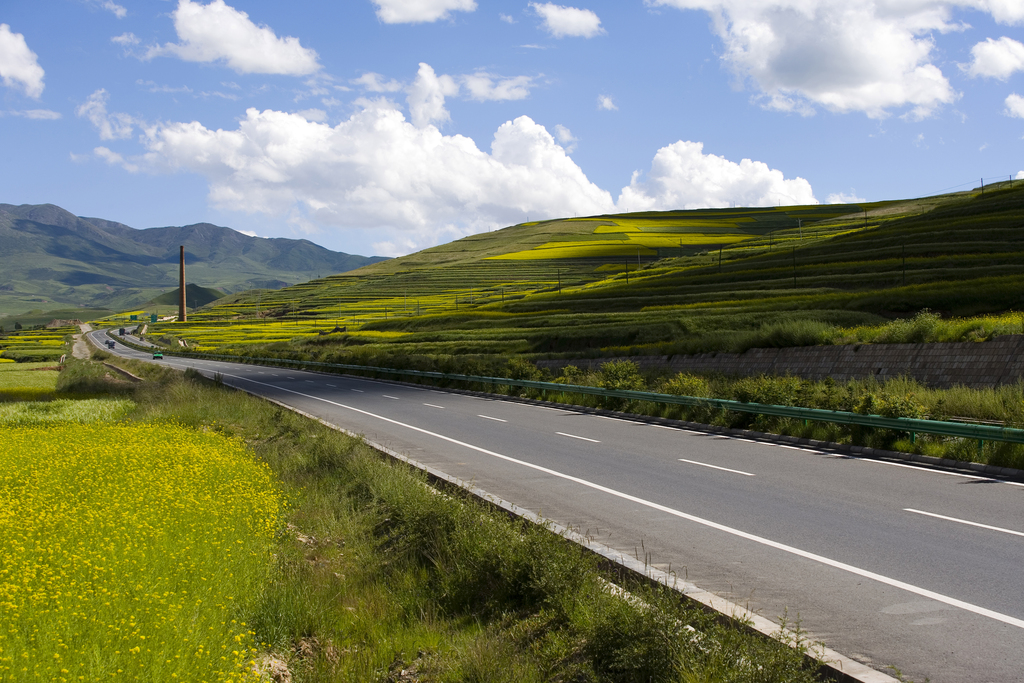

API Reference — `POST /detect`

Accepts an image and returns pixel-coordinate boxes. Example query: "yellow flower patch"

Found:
[0,423,282,681]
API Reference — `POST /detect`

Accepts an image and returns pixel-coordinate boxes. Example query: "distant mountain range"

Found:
[0,203,387,316]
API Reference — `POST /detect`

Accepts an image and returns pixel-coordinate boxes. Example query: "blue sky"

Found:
[2,0,1023,257]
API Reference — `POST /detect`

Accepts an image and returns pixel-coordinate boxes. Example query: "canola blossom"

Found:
[0,423,282,681]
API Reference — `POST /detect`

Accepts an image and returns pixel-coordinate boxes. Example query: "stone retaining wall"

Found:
[535,335,1024,389]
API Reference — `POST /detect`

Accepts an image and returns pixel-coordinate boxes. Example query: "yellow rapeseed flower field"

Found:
[0,422,282,682]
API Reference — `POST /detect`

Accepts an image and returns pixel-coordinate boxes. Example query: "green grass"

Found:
[80,353,827,683]
[0,361,61,401]
[0,397,133,425]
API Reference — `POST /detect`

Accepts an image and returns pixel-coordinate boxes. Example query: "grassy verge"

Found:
[86,356,827,682]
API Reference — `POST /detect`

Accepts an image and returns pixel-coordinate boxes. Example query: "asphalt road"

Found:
[92,331,1024,683]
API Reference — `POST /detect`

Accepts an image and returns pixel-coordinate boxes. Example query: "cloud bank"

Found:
[81,66,816,255]
[649,0,1024,118]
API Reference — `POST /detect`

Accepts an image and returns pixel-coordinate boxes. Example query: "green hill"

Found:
[0,203,389,318]
[148,283,227,309]
[152,180,1024,359]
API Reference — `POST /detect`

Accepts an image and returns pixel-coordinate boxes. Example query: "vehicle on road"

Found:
[106,340,115,349]
[152,351,163,359]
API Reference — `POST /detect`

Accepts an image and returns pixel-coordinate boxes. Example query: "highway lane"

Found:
[93,331,1024,683]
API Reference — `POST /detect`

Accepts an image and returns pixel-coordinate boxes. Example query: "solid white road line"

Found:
[214,371,1024,631]
[678,458,755,476]
[383,395,400,400]
[598,415,636,424]
[478,415,507,422]
[326,384,336,387]
[351,389,364,393]
[423,403,445,409]
[557,431,600,443]
[904,508,1024,538]
[833,454,1024,487]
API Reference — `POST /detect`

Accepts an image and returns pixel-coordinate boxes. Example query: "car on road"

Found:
[152,351,163,359]
[106,340,115,349]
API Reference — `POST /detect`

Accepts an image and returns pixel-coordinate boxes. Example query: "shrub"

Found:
[661,372,711,398]
[599,360,645,392]
[874,309,941,344]
[599,360,646,410]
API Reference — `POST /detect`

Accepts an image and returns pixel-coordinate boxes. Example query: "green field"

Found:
[0,327,75,364]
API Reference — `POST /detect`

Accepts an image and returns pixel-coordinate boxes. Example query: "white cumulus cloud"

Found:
[112,32,140,46]
[617,140,816,211]
[646,0,1024,118]
[964,36,1024,79]
[1006,93,1024,118]
[406,63,459,127]
[554,124,578,152]
[76,89,136,140]
[597,94,617,110]
[94,146,139,172]
[147,0,320,75]
[462,72,534,101]
[353,72,404,92]
[100,1,127,18]
[827,190,866,204]
[0,24,45,99]
[372,0,477,24]
[531,3,605,38]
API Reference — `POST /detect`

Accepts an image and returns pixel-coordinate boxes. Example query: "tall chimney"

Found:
[178,245,187,323]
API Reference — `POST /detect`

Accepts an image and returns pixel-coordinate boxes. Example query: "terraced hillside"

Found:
[158,181,1024,359]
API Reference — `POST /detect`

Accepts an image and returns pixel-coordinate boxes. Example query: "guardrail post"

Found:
[978,439,984,458]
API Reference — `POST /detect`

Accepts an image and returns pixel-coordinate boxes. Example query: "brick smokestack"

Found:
[178,245,187,323]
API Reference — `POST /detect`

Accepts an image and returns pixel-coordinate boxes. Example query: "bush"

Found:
[661,372,711,398]
[740,319,839,351]
[874,309,941,344]
[599,360,645,410]
[599,360,645,392]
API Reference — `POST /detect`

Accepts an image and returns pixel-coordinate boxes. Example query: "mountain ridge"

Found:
[0,203,387,316]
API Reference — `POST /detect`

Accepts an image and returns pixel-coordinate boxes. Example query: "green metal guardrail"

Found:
[127,343,1024,450]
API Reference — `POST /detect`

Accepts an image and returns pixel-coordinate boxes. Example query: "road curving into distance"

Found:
[91,330,1024,683]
